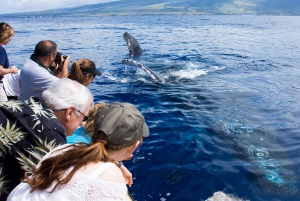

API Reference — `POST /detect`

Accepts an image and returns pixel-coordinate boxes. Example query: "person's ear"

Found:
[65,107,75,120]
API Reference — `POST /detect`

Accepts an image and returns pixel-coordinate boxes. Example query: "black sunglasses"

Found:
[77,109,88,121]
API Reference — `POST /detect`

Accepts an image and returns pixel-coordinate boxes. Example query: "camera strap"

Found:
[30,54,54,75]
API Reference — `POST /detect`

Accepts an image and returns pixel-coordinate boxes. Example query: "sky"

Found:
[0,0,118,15]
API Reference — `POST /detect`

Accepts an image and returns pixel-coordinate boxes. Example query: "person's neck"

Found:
[31,54,54,75]
[108,149,128,162]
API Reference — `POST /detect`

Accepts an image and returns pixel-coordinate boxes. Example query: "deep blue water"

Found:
[3,15,300,201]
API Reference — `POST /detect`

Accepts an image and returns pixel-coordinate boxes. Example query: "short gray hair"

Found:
[42,78,93,113]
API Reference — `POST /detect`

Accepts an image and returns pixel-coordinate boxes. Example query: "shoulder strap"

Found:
[88,162,116,178]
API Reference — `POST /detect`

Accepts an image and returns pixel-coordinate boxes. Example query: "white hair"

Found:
[205,191,249,201]
[42,78,93,113]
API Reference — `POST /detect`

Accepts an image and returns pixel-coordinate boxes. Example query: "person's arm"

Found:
[118,162,133,187]
[0,64,18,76]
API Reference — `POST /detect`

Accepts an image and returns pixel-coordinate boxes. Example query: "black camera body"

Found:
[54,52,67,64]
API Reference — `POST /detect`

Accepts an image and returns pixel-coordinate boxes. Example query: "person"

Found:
[19,40,70,101]
[3,60,67,101]
[2,69,21,100]
[68,58,101,87]
[0,22,18,102]
[205,191,249,201]
[66,59,101,144]
[0,78,93,200]
[7,102,149,201]
[66,102,107,145]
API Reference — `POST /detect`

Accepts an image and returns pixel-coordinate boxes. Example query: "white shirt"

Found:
[7,145,129,201]
[2,70,21,97]
[19,59,58,101]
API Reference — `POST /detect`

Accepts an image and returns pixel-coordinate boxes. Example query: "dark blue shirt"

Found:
[0,46,9,80]
[0,97,66,200]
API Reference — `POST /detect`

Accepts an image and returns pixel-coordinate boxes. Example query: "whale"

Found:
[122,58,164,83]
[203,117,298,195]
[123,32,143,57]
[122,32,164,83]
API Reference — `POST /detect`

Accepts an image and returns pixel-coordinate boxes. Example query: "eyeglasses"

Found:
[77,109,88,122]
[54,108,88,121]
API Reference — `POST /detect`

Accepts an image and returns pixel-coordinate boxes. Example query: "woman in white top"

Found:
[2,69,20,99]
[7,102,149,201]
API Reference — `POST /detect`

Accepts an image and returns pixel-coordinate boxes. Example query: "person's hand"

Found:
[59,55,70,78]
[61,55,70,69]
[119,164,133,187]
[10,66,18,74]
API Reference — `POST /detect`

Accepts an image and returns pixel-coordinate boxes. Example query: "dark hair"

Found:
[34,40,57,57]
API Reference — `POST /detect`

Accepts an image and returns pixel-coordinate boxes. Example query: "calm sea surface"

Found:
[3,15,300,201]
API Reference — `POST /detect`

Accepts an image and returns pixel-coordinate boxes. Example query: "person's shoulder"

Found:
[36,144,72,167]
[0,45,5,52]
[100,163,126,184]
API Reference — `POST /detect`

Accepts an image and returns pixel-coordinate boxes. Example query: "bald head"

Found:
[34,40,57,58]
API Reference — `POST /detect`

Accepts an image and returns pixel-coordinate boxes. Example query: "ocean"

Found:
[3,15,300,201]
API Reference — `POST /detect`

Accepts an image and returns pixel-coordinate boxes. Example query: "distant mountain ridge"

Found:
[2,0,300,17]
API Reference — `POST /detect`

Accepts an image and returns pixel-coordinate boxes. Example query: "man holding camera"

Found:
[19,40,69,101]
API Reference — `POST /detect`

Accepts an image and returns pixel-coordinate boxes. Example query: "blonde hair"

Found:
[68,58,95,85]
[0,22,14,43]
[84,102,107,135]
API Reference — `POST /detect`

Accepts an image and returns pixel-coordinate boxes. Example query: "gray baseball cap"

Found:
[93,102,149,149]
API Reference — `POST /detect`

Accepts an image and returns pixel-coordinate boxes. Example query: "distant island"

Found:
[1,0,300,17]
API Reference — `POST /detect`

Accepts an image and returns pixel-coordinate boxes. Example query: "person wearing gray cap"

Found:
[7,102,149,201]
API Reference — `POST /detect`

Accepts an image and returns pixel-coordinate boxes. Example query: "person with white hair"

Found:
[0,78,93,201]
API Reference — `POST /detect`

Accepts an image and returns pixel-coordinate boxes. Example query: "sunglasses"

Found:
[77,109,88,121]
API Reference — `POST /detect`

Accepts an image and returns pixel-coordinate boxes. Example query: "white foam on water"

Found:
[171,63,207,79]
[170,63,225,79]
[171,69,207,78]
[120,78,128,83]
[102,71,118,81]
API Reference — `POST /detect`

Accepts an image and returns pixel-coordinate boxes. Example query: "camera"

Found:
[54,52,67,64]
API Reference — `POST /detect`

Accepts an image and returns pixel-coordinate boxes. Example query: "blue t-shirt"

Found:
[66,126,91,144]
[0,46,9,80]
[0,46,9,68]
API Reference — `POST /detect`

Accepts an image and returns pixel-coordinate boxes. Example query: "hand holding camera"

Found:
[54,52,70,71]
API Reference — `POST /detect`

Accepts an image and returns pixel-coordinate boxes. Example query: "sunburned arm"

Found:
[0,64,18,76]
[119,164,133,187]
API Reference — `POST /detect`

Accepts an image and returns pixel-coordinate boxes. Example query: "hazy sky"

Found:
[0,0,118,14]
